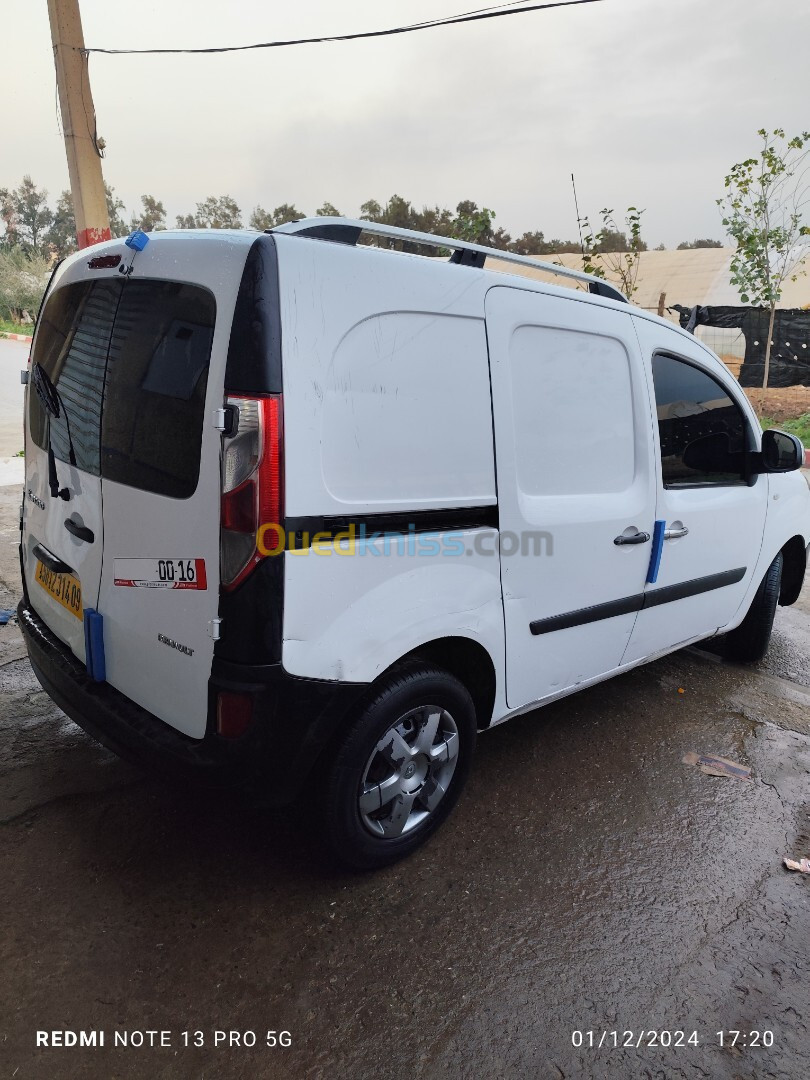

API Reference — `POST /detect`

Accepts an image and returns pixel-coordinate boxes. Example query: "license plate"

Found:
[35,560,83,619]
[113,558,207,590]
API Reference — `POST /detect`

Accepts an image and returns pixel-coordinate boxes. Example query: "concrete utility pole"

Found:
[47,0,111,249]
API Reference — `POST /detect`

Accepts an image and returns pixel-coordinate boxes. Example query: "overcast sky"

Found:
[3,0,809,247]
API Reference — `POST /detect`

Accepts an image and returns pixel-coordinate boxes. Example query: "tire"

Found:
[721,551,783,663]
[323,663,477,870]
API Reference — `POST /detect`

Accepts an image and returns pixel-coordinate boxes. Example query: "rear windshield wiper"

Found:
[32,363,76,500]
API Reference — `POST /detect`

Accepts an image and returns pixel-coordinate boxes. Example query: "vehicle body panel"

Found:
[485,285,656,709]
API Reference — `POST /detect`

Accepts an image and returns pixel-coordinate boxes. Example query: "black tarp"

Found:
[672,305,810,387]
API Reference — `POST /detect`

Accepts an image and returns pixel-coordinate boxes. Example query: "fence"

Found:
[640,300,745,380]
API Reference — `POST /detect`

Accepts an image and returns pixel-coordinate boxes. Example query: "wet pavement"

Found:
[1,480,809,1079]
[0,340,27,485]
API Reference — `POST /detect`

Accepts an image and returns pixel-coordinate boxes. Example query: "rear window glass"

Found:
[28,279,118,474]
[29,278,216,499]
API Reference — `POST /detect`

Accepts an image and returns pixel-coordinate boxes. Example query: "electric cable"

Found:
[82,0,605,56]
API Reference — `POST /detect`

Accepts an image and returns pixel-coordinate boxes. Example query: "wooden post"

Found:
[657,291,666,317]
[47,0,111,249]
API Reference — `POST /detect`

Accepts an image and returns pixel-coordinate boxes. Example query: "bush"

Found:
[760,413,810,446]
[0,247,50,323]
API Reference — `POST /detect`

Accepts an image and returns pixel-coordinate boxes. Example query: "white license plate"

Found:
[113,559,207,590]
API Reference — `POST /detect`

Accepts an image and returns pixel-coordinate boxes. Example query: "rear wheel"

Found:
[721,552,783,663]
[324,663,476,869]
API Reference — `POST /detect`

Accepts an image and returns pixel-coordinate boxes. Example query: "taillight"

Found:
[220,394,283,590]
[216,691,254,738]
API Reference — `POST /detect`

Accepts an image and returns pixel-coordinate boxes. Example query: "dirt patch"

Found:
[744,385,810,422]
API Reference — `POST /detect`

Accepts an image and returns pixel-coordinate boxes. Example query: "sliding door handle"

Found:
[614,530,651,546]
[664,525,689,540]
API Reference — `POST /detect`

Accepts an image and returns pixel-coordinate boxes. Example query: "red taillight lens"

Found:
[220,394,283,590]
[221,478,256,533]
[256,396,283,535]
[216,691,254,739]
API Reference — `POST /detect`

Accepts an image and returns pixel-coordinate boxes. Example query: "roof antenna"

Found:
[571,172,586,262]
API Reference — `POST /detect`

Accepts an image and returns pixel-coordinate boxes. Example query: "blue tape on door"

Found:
[83,608,106,682]
[646,520,666,584]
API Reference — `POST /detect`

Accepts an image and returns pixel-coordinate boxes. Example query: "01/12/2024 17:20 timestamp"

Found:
[571,1030,775,1049]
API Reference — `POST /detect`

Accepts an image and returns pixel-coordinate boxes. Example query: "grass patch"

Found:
[760,413,810,445]
[0,318,32,336]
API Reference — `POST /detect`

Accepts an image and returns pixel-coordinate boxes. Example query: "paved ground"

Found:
[1,471,810,1077]
[0,339,27,484]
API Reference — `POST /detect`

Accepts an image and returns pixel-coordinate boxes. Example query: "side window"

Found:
[651,354,749,487]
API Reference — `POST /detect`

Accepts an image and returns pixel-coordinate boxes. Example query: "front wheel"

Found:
[324,663,477,869]
[721,551,783,663]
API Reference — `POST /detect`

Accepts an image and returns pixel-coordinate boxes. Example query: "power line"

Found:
[84,0,605,56]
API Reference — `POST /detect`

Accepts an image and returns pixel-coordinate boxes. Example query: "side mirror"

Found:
[682,431,744,476]
[760,429,804,473]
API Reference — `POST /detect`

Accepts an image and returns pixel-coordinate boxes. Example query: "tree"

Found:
[316,202,341,217]
[131,195,167,232]
[105,184,128,237]
[358,195,510,252]
[0,176,53,254]
[676,238,723,249]
[42,184,129,251]
[381,194,416,232]
[452,201,498,246]
[718,128,810,387]
[248,203,304,230]
[359,198,383,221]
[509,231,548,256]
[508,231,580,256]
[177,195,242,229]
[413,205,455,237]
[270,203,304,226]
[46,190,78,258]
[580,207,646,297]
[586,224,648,254]
[0,248,51,323]
[358,195,422,250]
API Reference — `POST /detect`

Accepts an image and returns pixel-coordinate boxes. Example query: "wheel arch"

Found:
[403,635,497,730]
[780,534,808,607]
[302,635,495,814]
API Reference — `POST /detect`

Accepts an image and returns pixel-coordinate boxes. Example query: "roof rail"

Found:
[270,217,628,304]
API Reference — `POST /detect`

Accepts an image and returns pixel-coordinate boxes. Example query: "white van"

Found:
[19,218,810,867]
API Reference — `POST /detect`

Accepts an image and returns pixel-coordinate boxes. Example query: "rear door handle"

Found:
[614,530,651,546]
[64,518,94,543]
[664,525,689,540]
[32,543,74,575]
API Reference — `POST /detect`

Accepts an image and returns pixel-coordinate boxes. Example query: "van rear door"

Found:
[95,234,250,739]
[24,265,120,663]
[24,233,253,740]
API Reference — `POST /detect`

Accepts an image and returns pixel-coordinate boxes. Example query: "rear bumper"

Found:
[18,600,368,804]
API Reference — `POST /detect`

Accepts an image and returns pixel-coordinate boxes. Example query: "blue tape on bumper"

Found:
[647,520,666,584]
[83,608,106,682]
